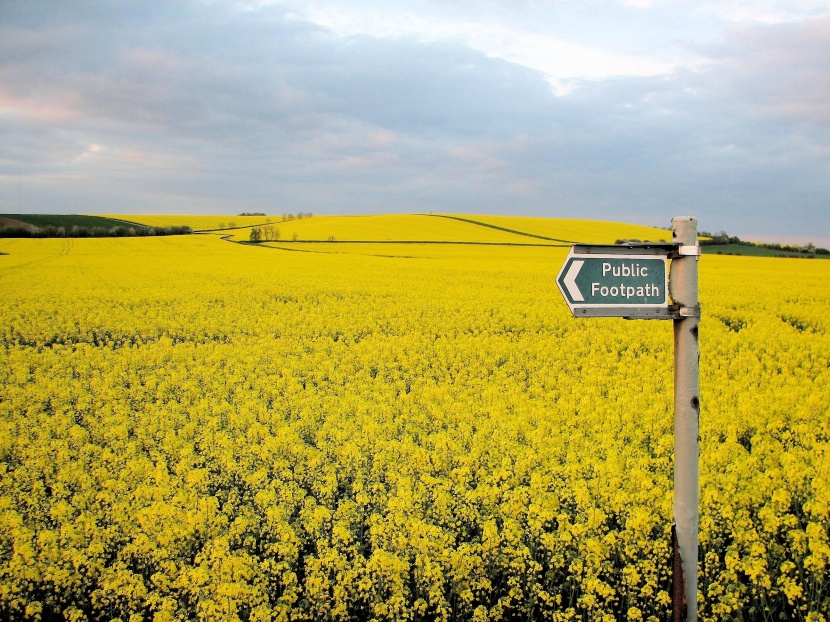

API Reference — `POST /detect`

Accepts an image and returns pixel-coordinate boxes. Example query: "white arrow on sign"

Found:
[563,259,584,301]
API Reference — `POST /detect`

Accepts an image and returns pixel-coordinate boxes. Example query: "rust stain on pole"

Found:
[672,524,687,622]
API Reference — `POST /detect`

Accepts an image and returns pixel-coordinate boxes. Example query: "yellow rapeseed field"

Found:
[113,213,671,245]
[438,216,672,245]
[231,214,670,245]
[235,214,536,244]
[0,217,827,622]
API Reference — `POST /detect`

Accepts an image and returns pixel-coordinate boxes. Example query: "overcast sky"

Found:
[1,1,828,244]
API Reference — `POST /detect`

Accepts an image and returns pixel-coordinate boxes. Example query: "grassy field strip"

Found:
[701,243,830,259]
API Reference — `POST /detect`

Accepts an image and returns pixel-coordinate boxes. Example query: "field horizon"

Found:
[4,213,825,260]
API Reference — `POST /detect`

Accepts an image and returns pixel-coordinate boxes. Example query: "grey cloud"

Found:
[299,35,556,138]
[0,1,827,243]
[3,1,555,137]
[698,17,830,126]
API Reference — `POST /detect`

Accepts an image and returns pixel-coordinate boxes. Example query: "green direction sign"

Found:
[556,248,671,318]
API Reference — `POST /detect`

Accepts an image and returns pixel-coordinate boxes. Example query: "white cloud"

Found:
[609,0,830,22]
[284,3,675,85]
[694,0,830,23]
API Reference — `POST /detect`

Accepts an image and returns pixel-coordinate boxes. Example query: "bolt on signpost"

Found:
[556,216,701,621]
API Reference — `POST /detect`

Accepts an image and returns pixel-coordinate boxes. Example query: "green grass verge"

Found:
[702,244,828,259]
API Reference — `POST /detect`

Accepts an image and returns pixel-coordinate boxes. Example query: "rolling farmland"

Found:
[1,216,827,622]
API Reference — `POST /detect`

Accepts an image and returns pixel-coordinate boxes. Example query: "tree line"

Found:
[615,231,828,256]
[699,230,828,255]
[0,224,193,238]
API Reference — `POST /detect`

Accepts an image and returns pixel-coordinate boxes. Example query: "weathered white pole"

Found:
[670,216,700,621]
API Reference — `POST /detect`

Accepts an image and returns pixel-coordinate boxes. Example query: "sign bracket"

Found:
[572,242,679,256]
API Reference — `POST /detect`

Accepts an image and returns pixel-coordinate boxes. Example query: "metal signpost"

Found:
[556,217,701,621]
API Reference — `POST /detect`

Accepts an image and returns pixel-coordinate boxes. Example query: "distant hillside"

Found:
[220,214,676,246]
[3,214,131,230]
[0,214,192,238]
[699,230,829,259]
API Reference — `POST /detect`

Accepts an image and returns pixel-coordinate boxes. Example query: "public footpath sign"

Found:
[556,245,673,318]
[556,223,702,622]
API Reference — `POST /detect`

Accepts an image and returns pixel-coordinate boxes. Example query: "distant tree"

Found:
[262,224,280,242]
[249,227,262,243]
[0,226,32,238]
